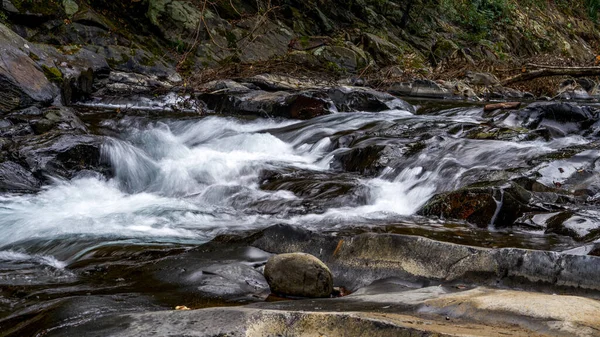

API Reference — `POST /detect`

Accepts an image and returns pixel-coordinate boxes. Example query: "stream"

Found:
[1,97,599,335]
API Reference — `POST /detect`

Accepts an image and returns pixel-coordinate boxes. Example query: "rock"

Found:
[147,0,204,43]
[288,36,333,51]
[104,71,174,94]
[330,144,399,176]
[559,79,595,100]
[195,263,270,297]
[242,74,322,91]
[388,80,454,99]
[251,224,600,292]
[327,86,414,112]
[360,33,403,66]
[507,102,598,137]
[544,210,600,241]
[431,38,459,65]
[0,23,58,112]
[199,89,333,119]
[464,71,500,86]
[62,0,78,16]
[259,169,370,211]
[417,180,538,228]
[16,133,108,181]
[0,161,40,192]
[264,253,333,298]
[313,45,367,72]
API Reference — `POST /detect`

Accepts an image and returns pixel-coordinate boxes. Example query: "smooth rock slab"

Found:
[264,252,333,298]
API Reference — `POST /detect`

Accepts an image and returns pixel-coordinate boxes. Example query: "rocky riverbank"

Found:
[3,1,600,336]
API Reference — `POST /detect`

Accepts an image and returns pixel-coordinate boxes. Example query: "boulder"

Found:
[360,33,403,66]
[313,45,368,72]
[264,253,333,298]
[464,71,500,86]
[418,181,537,228]
[199,90,333,119]
[0,23,58,113]
[327,86,414,112]
[507,102,598,137]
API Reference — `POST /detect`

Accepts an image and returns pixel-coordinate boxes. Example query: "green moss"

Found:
[42,65,63,83]
[11,0,64,16]
[225,30,237,49]
[29,52,40,61]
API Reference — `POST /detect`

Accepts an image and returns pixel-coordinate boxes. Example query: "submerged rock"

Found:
[264,253,333,298]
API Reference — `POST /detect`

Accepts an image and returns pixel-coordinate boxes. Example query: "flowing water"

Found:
[0,100,596,334]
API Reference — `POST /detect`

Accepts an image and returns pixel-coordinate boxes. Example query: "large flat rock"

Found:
[50,285,600,336]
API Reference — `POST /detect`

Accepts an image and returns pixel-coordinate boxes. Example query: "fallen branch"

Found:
[483,101,521,112]
[501,64,600,86]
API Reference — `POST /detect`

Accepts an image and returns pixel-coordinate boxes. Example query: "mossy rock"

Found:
[9,0,65,16]
[41,65,63,83]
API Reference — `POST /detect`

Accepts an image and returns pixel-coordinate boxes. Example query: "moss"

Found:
[325,61,343,75]
[225,30,237,49]
[29,52,40,61]
[59,44,82,55]
[139,55,158,67]
[42,65,63,83]
[11,0,64,16]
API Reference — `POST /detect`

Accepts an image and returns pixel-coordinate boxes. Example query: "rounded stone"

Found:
[264,253,333,298]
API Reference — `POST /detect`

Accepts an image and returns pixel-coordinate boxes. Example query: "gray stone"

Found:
[0,23,58,113]
[464,71,500,86]
[388,79,454,99]
[250,224,600,292]
[49,286,600,337]
[314,45,367,72]
[63,0,78,16]
[264,253,333,298]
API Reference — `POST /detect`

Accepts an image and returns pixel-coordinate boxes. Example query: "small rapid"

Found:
[0,106,589,259]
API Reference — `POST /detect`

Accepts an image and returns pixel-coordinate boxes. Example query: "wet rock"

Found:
[194,263,269,297]
[559,79,595,100]
[545,210,600,241]
[327,86,414,112]
[264,253,333,298]
[16,133,107,180]
[199,90,333,119]
[511,102,598,136]
[418,181,537,228]
[0,161,40,192]
[0,23,58,112]
[388,80,453,99]
[250,224,600,292]
[330,144,390,176]
[259,169,370,210]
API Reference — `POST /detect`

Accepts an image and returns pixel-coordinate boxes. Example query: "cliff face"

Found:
[1,0,599,84]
